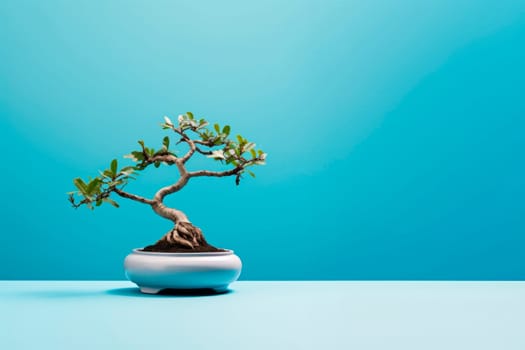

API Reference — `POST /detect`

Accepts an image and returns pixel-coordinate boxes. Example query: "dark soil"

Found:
[142,240,227,253]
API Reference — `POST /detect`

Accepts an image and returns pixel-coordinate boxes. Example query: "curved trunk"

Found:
[143,166,221,252]
[147,201,212,251]
[151,201,189,223]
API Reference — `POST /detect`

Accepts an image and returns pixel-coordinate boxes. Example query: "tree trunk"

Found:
[142,202,223,252]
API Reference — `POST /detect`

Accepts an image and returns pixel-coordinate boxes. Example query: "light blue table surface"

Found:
[1,281,524,349]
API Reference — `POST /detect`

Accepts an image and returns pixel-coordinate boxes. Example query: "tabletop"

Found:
[1,281,524,349]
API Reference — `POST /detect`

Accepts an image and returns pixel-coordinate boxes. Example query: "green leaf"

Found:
[164,116,173,125]
[120,166,135,176]
[131,151,144,161]
[110,159,118,175]
[214,123,220,133]
[250,149,257,158]
[86,178,101,195]
[189,119,198,128]
[247,170,256,178]
[154,161,161,168]
[102,198,120,208]
[138,140,145,149]
[199,123,208,130]
[187,112,194,120]
[162,136,170,149]
[236,134,244,144]
[109,180,124,187]
[154,149,164,156]
[222,125,231,136]
[120,166,135,172]
[73,178,88,195]
[244,142,255,152]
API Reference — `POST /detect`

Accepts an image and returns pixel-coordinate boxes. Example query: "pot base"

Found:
[138,285,230,294]
[140,287,162,294]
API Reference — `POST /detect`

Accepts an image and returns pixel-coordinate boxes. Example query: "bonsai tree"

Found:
[69,112,266,252]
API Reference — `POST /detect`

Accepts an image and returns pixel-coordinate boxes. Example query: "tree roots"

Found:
[161,221,207,249]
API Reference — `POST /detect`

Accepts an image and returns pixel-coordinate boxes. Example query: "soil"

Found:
[142,240,227,253]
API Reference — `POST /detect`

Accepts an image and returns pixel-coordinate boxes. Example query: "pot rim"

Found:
[131,248,234,256]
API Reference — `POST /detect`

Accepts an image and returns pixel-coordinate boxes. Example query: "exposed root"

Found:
[159,221,208,250]
[165,229,194,248]
[177,221,207,246]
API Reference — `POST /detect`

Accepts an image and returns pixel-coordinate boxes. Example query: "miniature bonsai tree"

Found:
[69,112,266,252]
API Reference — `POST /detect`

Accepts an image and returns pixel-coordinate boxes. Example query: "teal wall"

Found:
[1,1,524,280]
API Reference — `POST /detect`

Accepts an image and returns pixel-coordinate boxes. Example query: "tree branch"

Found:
[180,139,196,164]
[188,167,242,178]
[171,128,199,164]
[69,195,90,209]
[195,146,212,155]
[114,188,155,205]
[193,139,214,147]
[149,154,177,164]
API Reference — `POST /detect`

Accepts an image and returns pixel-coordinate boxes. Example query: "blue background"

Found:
[1,0,524,280]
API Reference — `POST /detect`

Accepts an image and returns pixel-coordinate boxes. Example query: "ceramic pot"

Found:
[124,249,242,294]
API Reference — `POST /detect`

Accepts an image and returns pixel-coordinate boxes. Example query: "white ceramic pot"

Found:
[124,249,242,294]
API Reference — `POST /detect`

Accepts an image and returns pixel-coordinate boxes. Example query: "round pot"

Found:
[124,249,242,294]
